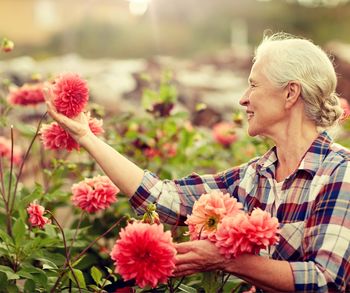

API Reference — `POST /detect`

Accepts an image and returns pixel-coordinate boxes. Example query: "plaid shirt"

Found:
[130,131,350,292]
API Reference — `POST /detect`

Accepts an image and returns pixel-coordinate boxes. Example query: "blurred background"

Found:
[1,0,350,59]
[1,0,350,119]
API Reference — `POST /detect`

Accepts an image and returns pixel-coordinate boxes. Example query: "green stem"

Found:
[67,211,85,259]
[46,210,82,293]
[9,112,47,215]
[51,216,126,292]
[173,276,186,291]
[6,126,14,236]
[72,216,126,264]
[0,157,8,207]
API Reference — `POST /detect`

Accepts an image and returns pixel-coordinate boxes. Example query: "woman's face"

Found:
[239,57,289,138]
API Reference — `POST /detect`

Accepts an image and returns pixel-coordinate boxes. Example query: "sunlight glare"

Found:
[129,0,150,16]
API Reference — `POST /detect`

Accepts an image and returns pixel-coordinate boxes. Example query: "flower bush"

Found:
[0,37,349,292]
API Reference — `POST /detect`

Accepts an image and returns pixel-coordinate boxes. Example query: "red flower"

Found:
[7,84,45,106]
[52,73,89,118]
[40,122,79,151]
[162,143,177,158]
[110,222,176,288]
[144,147,161,159]
[185,191,243,241]
[212,122,237,146]
[339,98,350,121]
[27,202,51,229]
[71,175,119,213]
[114,288,135,293]
[40,118,104,151]
[0,136,22,165]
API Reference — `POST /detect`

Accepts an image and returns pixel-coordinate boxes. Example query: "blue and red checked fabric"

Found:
[130,131,350,292]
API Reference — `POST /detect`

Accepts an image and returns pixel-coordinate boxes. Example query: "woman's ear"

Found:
[285,81,301,109]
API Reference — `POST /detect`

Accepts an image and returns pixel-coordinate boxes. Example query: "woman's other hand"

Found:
[174,239,230,277]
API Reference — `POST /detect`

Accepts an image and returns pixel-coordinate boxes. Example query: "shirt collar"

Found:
[256,131,333,177]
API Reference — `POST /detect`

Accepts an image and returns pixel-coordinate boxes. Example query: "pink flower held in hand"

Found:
[185,190,243,241]
[7,84,45,106]
[110,222,176,289]
[27,202,51,229]
[0,136,22,165]
[71,175,119,213]
[40,122,79,151]
[52,73,89,118]
[246,208,279,249]
[215,208,279,259]
[212,122,237,146]
[40,118,104,152]
[215,214,255,258]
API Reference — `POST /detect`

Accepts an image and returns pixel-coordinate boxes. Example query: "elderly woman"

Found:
[46,33,350,292]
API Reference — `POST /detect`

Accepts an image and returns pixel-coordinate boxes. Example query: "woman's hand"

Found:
[174,239,230,277]
[44,87,92,143]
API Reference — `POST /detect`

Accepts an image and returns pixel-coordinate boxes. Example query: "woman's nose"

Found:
[239,89,249,106]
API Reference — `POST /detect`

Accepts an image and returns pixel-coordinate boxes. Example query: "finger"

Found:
[43,85,55,104]
[174,242,193,254]
[45,101,69,126]
[175,252,197,265]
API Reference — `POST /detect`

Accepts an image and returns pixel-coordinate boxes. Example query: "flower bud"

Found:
[1,38,14,53]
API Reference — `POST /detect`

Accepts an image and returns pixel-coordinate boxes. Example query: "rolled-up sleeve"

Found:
[130,168,240,225]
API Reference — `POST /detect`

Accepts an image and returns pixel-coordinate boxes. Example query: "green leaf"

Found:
[6,284,19,293]
[20,265,48,287]
[68,268,86,289]
[20,183,43,206]
[0,265,20,280]
[71,254,86,268]
[90,266,102,285]
[15,123,36,137]
[24,279,36,293]
[36,258,58,270]
[177,284,197,293]
[0,272,7,287]
[88,284,101,291]
[0,228,14,245]
[13,218,26,245]
[31,271,48,287]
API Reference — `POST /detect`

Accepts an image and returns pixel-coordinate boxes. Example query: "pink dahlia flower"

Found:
[40,122,79,151]
[185,190,243,241]
[339,98,350,121]
[27,202,51,229]
[215,214,255,258]
[245,208,279,249]
[7,84,45,106]
[215,208,279,258]
[212,122,237,146]
[110,222,176,289]
[0,136,22,165]
[52,73,89,118]
[40,117,104,151]
[71,175,119,213]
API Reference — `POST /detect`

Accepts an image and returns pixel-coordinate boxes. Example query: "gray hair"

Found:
[255,32,343,128]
